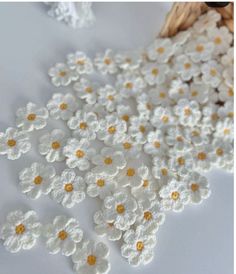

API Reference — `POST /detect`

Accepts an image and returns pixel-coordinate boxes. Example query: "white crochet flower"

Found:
[165,126,190,151]
[19,162,56,200]
[150,106,175,129]
[207,26,233,55]
[184,172,211,204]
[214,118,234,142]
[72,240,110,274]
[97,114,127,145]
[121,225,156,266]
[148,85,170,106]
[73,78,98,105]
[38,129,66,162]
[136,93,154,119]
[97,85,121,112]
[202,102,220,131]
[152,156,174,183]
[174,99,201,127]
[201,60,223,88]
[83,103,106,118]
[193,10,221,33]
[147,38,175,63]
[116,72,145,98]
[211,138,233,169]
[115,51,142,70]
[218,82,234,102]
[116,104,133,124]
[63,138,96,171]
[169,150,194,177]
[192,144,214,172]
[85,171,116,199]
[184,126,209,146]
[185,36,214,62]
[51,169,85,208]
[44,216,83,256]
[103,191,137,231]
[47,93,78,120]
[48,63,78,87]
[67,51,93,74]
[168,78,189,102]
[141,62,169,85]
[159,179,190,212]
[67,110,99,140]
[129,116,151,144]
[144,129,167,156]
[94,49,117,75]
[135,199,165,234]
[174,54,200,81]
[92,147,126,176]
[93,210,122,241]
[16,102,48,132]
[0,210,41,253]
[188,81,209,104]
[218,101,234,119]
[0,127,31,160]
[115,134,142,159]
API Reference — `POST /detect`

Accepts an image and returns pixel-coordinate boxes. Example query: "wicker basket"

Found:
[160,2,233,37]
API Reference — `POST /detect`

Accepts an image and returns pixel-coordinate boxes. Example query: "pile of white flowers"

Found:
[0,10,234,273]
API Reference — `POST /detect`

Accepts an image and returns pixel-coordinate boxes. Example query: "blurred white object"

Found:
[45,2,95,28]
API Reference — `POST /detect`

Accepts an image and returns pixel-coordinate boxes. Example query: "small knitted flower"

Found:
[147,38,175,63]
[115,51,142,70]
[218,83,234,102]
[136,93,154,119]
[202,102,220,131]
[97,85,121,112]
[129,116,152,144]
[16,102,48,132]
[67,110,99,140]
[51,169,85,208]
[93,210,122,241]
[103,191,138,231]
[184,172,211,204]
[73,78,98,105]
[159,179,190,212]
[85,171,116,199]
[152,156,174,183]
[141,62,169,85]
[0,210,41,253]
[48,63,78,87]
[116,104,133,124]
[0,127,31,160]
[121,225,156,266]
[148,85,170,106]
[185,36,214,62]
[115,134,142,159]
[94,49,117,75]
[184,126,209,146]
[193,144,214,172]
[221,47,233,86]
[201,60,223,88]
[169,150,194,177]
[168,78,189,102]
[214,118,234,142]
[165,126,190,151]
[92,147,126,176]
[67,51,93,74]
[150,106,175,129]
[144,129,167,156]
[116,71,145,98]
[211,138,233,169]
[97,114,127,146]
[174,54,200,81]
[174,99,201,127]
[47,93,79,120]
[193,10,221,33]
[188,81,209,104]
[63,138,96,171]
[19,162,56,199]
[72,240,110,274]
[38,129,66,162]
[218,101,234,120]
[43,216,83,256]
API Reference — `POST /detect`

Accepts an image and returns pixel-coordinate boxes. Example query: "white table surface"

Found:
[0,3,233,274]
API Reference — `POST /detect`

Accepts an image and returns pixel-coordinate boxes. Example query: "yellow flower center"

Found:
[156,47,165,54]
[176,136,183,142]
[123,142,132,150]
[162,115,169,123]
[7,139,16,147]
[216,148,224,156]
[191,183,199,192]
[210,68,217,77]
[125,58,132,64]
[79,122,87,130]
[192,130,200,137]
[161,168,168,176]
[85,86,93,93]
[177,157,185,166]
[214,36,222,45]
[116,204,125,214]
[59,71,66,77]
[228,88,234,97]
[76,59,85,65]
[104,157,113,165]
[96,179,105,187]
[108,126,116,134]
[27,113,36,121]
[154,141,161,148]
[143,180,149,187]
[104,58,111,65]
[195,44,204,52]
[171,191,180,201]
[178,88,184,95]
[15,224,25,235]
[76,149,85,158]
[144,211,153,221]
[87,255,97,266]
[107,95,114,101]
[125,82,133,89]
[197,152,207,160]
[224,128,230,135]
[59,103,68,110]
[184,63,192,70]
[151,68,159,76]
[191,90,198,97]
[184,107,191,116]
[136,241,144,252]
[58,230,68,240]
[64,183,73,192]
[211,113,219,121]
[159,92,166,98]
[228,112,234,118]
[51,141,61,150]
[139,125,146,133]
[146,103,152,110]
[122,114,129,122]
[34,175,43,185]
[126,168,135,177]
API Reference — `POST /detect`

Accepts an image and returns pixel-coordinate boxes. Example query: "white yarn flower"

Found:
[85,171,116,199]
[184,172,211,204]
[168,78,189,102]
[48,63,78,87]
[169,150,194,177]
[67,51,93,74]
[47,93,78,120]
[38,129,66,162]
[202,102,220,131]
[184,126,209,146]
[192,144,214,172]
[193,10,221,33]
[144,129,167,156]
[97,85,121,112]
[73,78,98,105]
[0,127,31,160]
[121,225,156,266]
[19,162,56,199]
[129,116,152,144]
[116,104,133,124]
[152,156,174,183]
[16,102,48,132]
[188,81,209,104]
[147,38,175,63]
[201,60,223,88]
[0,210,41,253]
[94,49,117,75]
[103,191,138,231]
[115,51,142,70]
[63,138,96,171]
[211,138,233,169]
[51,169,85,208]
[214,118,234,142]
[93,210,122,241]
[72,240,110,274]
[92,147,126,176]
[44,216,83,256]
[165,126,190,151]
[97,114,127,145]
[141,62,169,85]
[136,93,154,119]
[147,85,170,106]
[159,179,190,212]
[218,101,234,119]
[67,110,99,140]
[150,106,175,129]
[218,82,234,102]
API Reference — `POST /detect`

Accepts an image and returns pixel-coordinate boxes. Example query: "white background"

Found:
[0,3,233,274]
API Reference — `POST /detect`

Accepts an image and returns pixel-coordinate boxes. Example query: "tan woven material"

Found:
[160,2,234,38]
